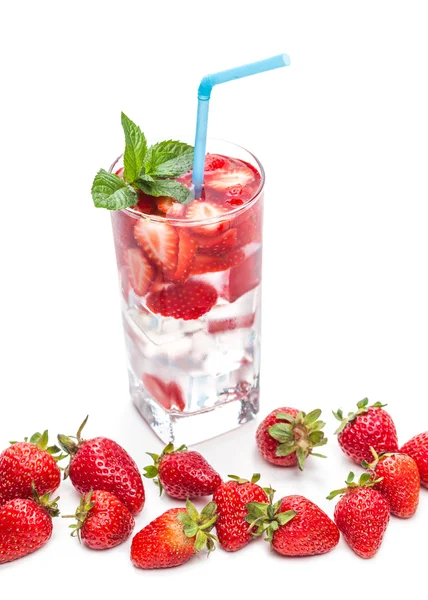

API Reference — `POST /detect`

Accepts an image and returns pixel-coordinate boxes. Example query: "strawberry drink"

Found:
[92,116,264,443]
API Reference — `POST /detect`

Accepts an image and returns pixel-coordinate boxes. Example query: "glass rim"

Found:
[109,139,265,226]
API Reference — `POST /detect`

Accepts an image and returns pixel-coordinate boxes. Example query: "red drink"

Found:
[111,141,264,443]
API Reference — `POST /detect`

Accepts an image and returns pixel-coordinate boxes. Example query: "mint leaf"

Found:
[121,112,147,183]
[91,169,138,210]
[137,178,193,204]
[145,140,193,177]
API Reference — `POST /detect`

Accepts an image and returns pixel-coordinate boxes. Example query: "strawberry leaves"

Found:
[333,398,388,435]
[91,114,194,209]
[176,500,218,554]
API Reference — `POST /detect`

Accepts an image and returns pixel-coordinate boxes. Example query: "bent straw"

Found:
[192,54,290,197]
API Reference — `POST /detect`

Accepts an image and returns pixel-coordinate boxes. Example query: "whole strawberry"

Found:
[65,490,135,550]
[256,407,328,469]
[213,474,268,552]
[247,492,339,557]
[401,432,428,487]
[328,472,390,558]
[334,398,398,464]
[363,448,420,518]
[0,487,59,564]
[143,443,221,499]
[58,417,145,515]
[131,500,217,569]
[0,430,63,506]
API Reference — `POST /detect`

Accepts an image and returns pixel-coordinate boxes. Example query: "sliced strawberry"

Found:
[146,280,218,320]
[186,201,230,237]
[204,167,255,192]
[134,220,179,273]
[165,202,187,220]
[208,314,255,334]
[150,270,168,293]
[168,231,197,283]
[123,248,156,297]
[204,154,229,172]
[142,374,186,411]
[157,196,175,213]
[223,249,262,303]
[190,249,245,275]
[191,228,238,255]
[235,205,263,247]
[135,192,156,215]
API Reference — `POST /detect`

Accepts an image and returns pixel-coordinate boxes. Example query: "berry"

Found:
[135,192,155,215]
[400,432,428,487]
[57,417,145,515]
[235,204,263,247]
[167,231,196,283]
[191,228,238,255]
[146,280,218,320]
[66,490,135,550]
[131,500,218,569]
[213,474,268,552]
[328,472,390,559]
[186,201,230,236]
[204,167,255,192]
[190,249,245,275]
[142,374,185,411]
[204,154,229,171]
[123,248,156,296]
[156,196,175,213]
[134,219,178,273]
[364,449,420,518]
[0,489,59,564]
[247,491,339,557]
[256,407,328,470]
[0,430,63,506]
[143,443,221,499]
[334,398,399,464]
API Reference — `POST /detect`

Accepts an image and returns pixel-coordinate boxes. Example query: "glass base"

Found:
[129,369,260,445]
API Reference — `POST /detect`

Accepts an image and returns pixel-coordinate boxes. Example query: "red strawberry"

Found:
[204,154,229,172]
[328,472,390,558]
[190,249,245,275]
[334,398,399,464]
[143,443,222,499]
[0,430,63,506]
[135,192,155,215]
[134,219,178,273]
[131,500,218,569]
[223,248,262,302]
[400,432,428,487]
[208,313,255,334]
[146,280,218,320]
[0,489,59,564]
[165,202,186,220]
[186,201,230,236]
[213,474,268,552]
[363,449,420,518]
[235,204,263,247]
[156,196,175,213]
[204,167,255,192]
[247,491,339,557]
[57,417,145,515]
[167,231,196,283]
[192,228,238,255]
[66,490,135,550]
[123,248,156,296]
[142,374,185,412]
[256,408,328,470]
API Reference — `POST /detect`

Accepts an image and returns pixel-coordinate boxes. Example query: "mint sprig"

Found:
[91,114,194,210]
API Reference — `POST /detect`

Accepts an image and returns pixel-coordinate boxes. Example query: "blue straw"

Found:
[192,53,290,196]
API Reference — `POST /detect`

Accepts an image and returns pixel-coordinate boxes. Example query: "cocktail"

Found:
[91,56,289,443]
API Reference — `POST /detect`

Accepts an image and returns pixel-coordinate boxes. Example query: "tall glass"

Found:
[110,140,264,444]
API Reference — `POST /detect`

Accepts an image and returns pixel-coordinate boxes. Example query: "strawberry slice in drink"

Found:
[204,166,255,192]
[190,248,246,275]
[191,228,238,255]
[204,154,229,172]
[168,231,197,283]
[142,374,185,411]
[223,248,262,303]
[123,248,156,297]
[134,219,178,273]
[235,203,263,247]
[186,201,230,237]
[146,280,218,320]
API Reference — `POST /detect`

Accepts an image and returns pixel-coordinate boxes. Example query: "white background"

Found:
[1,0,427,597]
